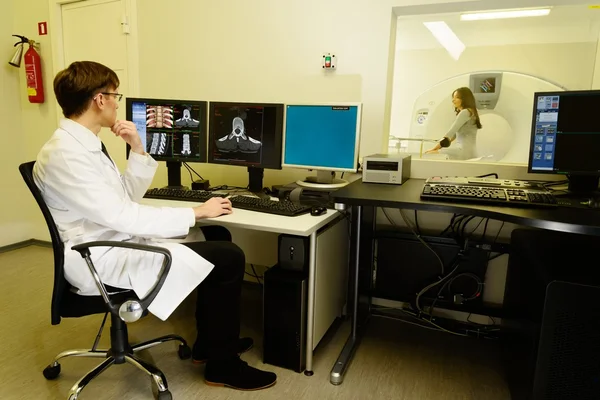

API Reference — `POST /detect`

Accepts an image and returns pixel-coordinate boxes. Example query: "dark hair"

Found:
[453,87,482,129]
[53,61,120,118]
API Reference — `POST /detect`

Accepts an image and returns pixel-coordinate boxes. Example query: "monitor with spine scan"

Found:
[282,103,362,189]
[126,97,207,188]
[207,102,284,195]
[528,90,600,193]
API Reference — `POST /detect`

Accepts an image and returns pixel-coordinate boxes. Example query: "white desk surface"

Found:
[140,198,340,236]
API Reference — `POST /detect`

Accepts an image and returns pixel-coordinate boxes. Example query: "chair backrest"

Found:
[19,161,68,325]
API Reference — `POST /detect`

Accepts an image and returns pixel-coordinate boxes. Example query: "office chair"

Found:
[19,161,191,400]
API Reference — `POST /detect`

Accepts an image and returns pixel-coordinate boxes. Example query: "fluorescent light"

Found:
[423,21,466,61]
[461,8,551,21]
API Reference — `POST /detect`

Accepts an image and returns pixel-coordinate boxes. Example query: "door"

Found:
[59,0,138,168]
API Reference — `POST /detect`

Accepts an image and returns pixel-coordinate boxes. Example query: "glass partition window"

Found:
[388,4,600,164]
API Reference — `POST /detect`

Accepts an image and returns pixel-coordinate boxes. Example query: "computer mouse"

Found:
[310,206,327,216]
[588,198,600,209]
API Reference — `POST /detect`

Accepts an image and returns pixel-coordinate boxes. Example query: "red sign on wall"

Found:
[38,22,48,36]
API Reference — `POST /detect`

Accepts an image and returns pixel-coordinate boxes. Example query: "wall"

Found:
[9,0,57,244]
[0,0,34,247]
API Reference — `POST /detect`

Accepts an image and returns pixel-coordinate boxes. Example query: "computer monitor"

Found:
[282,103,362,189]
[126,97,208,188]
[528,90,600,193]
[207,102,284,194]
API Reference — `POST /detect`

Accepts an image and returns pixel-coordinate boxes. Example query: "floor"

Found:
[0,246,511,400]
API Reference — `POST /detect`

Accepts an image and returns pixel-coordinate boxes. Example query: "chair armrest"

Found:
[71,241,172,316]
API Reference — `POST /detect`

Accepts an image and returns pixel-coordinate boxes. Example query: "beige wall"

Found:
[0,0,38,247]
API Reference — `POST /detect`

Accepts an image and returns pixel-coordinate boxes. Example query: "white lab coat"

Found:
[33,119,214,321]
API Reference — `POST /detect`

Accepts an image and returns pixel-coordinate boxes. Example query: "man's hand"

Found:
[111,120,144,154]
[193,197,233,219]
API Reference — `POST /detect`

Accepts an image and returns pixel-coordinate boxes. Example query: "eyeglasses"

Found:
[101,92,123,102]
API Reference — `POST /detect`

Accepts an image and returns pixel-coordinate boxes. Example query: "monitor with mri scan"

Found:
[207,101,284,194]
[405,71,566,163]
[126,97,207,163]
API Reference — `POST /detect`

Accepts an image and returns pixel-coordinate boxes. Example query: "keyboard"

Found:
[144,188,313,216]
[421,177,558,207]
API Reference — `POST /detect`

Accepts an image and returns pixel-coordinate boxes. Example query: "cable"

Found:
[468,218,486,237]
[383,208,444,274]
[414,210,421,235]
[183,162,204,180]
[415,260,461,312]
[373,306,468,337]
[481,218,490,241]
[477,173,499,179]
[183,163,194,184]
[447,272,484,302]
[250,264,262,285]
[492,222,505,244]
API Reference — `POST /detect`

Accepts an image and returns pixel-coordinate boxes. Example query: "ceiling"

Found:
[396,4,600,50]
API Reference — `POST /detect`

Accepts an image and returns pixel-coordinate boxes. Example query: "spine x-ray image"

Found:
[181,133,191,155]
[175,107,200,128]
[147,106,173,128]
[215,117,262,153]
[148,132,170,156]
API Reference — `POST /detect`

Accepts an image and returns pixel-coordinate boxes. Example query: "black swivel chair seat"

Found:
[19,161,191,400]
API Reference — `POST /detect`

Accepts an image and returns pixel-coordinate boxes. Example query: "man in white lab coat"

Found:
[33,61,277,390]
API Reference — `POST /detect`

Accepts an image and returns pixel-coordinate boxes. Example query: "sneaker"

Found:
[204,357,277,391]
[192,337,254,364]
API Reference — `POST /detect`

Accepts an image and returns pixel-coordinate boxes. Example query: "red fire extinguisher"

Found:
[24,40,45,103]
[11,35,44,103]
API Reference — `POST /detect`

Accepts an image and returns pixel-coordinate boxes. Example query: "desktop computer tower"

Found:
[278,234,309,272]
[503,229,600,400]
[263,266,308,372]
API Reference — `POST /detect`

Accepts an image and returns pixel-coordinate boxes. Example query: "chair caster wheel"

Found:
[178,344,191,360]
[43,363,61,380]
[155,390,172,400]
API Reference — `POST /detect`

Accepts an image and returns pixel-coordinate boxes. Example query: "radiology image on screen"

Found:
[146,105,174,128]
[210,105,264,165]
[174,105,200,128]
[146,132,173,157]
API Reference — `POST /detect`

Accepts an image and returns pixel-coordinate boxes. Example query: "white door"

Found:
[58,0,138,168]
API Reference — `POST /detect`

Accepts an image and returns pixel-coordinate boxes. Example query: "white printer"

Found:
[362,153,411,185]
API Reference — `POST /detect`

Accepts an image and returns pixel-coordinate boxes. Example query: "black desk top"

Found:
[333,179,600,236]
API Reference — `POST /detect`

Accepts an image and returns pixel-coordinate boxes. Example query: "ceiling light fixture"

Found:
[423,21,466,61]
[461,8,551,21]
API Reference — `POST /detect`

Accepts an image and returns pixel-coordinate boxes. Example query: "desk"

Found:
[329,178,600,385]
[141,198,347,375]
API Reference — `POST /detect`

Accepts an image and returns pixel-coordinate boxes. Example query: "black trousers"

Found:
[183,226,245,361]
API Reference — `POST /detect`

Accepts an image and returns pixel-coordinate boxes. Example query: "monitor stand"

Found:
[165,161,187,189]
[567,175,599,194]
[296,170,348,189]
[248,166,270,199]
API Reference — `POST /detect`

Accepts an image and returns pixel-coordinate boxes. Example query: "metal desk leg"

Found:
[330,205,362,385]
[304,231,317,376]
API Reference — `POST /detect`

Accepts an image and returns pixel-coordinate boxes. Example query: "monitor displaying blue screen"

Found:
[283,104,361,171]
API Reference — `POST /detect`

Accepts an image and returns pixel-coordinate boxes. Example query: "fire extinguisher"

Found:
[12,35,45,103]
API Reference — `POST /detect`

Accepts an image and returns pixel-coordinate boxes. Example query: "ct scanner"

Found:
[402,71,566,163]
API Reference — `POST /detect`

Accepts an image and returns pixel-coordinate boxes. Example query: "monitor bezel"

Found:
[527,90,600,177]
[125,97,208,163]
[207,101,285,170]
[281,102,362,173]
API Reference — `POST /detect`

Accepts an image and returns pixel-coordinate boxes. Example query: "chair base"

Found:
[44,334,189,400]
